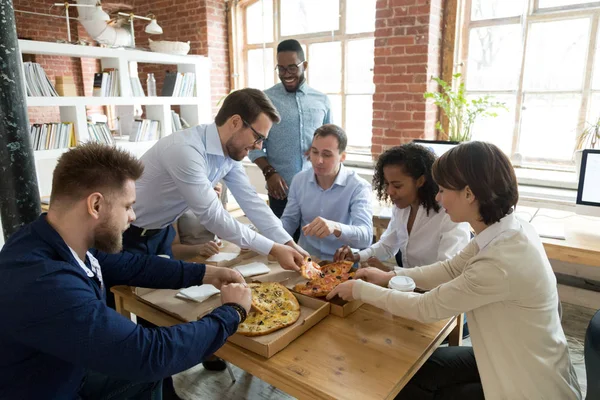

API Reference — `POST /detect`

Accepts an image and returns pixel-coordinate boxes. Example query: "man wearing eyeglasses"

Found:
[249,39,332,223]
[122,88,308,272]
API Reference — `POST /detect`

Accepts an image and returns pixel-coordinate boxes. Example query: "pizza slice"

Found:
[300,257,324,280]
[249,282,299,314]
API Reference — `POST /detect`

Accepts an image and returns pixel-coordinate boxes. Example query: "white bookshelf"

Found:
[20,39,212,152]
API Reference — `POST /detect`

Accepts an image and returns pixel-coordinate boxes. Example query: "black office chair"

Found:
[585,309,600,399]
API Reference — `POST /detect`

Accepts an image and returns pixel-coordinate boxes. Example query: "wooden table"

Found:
[112,286,460,400]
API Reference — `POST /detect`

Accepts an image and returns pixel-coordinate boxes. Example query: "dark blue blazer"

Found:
[0,215,239,399]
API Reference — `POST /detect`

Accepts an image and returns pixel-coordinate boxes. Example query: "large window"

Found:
[459,0,600,170]
[241,0,376,153]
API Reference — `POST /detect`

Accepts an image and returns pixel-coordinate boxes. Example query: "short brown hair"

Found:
[50,142,144,204]
[313,124,347,152]
[432,141,518,224]
[214,88,281,126]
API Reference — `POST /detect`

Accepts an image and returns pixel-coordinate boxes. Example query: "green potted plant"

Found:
[574,115,600,177]
[424,73,506,142]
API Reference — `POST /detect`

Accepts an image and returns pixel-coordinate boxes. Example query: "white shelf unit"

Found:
[19,39,212,150]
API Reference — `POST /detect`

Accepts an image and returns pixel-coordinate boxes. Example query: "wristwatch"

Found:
[223,302,247,323]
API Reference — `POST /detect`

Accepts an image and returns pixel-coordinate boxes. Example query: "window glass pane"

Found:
[466,25,522,91]
[246,0,274,45]
[280,0,339,36]
[247,48,275,90]
[347,39,375,94]
[538,0,596,8]
[469,94,515,156]
[519,93,580,160]
[328,94,342,126]
[587,92,600,122]
[308,42,342,93]
[523,19,590,91]
[345,95,373,149]
[471,0,526,21]
[590,29,600,90]
[346,0,376,34]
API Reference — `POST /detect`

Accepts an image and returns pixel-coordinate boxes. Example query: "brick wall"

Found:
[371,0,444,158]
[134,0,230,116]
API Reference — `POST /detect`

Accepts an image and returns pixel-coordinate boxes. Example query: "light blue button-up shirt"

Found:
[249,82,332,189]
[133,123,292,255]
[280,165,373,261]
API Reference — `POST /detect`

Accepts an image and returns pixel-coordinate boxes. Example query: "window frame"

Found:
[238,0,375,154]
[457,0,600,171]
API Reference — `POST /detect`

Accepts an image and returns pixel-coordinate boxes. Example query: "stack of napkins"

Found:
[177,284,220,303]
[205,252,238,262]
[234,262,270,278]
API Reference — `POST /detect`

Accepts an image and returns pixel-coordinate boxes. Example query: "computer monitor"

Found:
[576,149,600,217]
[412,139,460,157]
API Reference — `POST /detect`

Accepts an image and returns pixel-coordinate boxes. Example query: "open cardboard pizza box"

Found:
[254,269,364,318]
[224,291,330,358]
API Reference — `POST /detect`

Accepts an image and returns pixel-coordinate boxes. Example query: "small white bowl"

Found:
[148,39,191,55]
[388,276,416,292]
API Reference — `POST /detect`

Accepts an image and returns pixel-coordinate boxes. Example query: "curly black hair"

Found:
[373,143,440,215]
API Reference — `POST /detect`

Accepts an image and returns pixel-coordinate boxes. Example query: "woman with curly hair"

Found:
[334,143,470,268]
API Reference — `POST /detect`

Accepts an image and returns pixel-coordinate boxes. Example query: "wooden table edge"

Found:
[111,286,461,400]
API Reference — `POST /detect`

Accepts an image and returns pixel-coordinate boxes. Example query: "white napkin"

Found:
[178,284,220,303]
[205,252,238,262]
[234,262,271,278]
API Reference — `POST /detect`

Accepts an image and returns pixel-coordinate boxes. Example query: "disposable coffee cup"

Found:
[388,276,416,292]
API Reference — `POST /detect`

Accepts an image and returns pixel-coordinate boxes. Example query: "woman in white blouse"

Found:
[328,142,581,400]
[334,143,470,268]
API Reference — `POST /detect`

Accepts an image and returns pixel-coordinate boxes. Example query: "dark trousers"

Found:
[122,225,176,257]
[269,195,300,242]
[395,346,483,400]
[80,370,162,400]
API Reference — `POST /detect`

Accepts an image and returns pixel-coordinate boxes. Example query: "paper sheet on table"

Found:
[234,262,271,278]
[178,284,220,303]
[205,252,238,262]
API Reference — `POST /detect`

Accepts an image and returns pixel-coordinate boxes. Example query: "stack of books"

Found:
[87,122,114,145]
[170,110,191,133]
[24,62,59,97]
[130,119,160,142]
[29,123,74,150]
[92,69,120,97]
[161,72,196,97]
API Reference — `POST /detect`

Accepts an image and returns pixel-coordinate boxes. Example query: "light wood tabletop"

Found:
[111,286,459,400]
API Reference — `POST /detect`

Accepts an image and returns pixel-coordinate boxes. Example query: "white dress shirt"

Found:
[133,123,292,255]
[280,165,373,260]
[358,205,470,267]
[353,213,581,400]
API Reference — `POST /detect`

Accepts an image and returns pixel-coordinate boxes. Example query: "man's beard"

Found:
[225,137,247,161]
[282,72,305,92]
[94,218,123,253]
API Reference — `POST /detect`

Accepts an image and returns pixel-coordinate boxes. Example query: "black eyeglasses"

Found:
[275,62,303,75]
[242,120,266,145]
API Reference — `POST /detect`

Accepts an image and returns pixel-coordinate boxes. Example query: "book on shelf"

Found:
[87,122,114,145]
[92,69,120,97]
[130,76,145,97]
[24,62,59,97]
[161,71,196,97]
[130,119,160,142]
[170,110,191,132]
[29,122,74,151]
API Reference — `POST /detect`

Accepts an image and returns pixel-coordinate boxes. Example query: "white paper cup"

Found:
[388,276,416,292]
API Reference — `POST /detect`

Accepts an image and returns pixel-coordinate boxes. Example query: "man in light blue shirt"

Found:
[123,89,307,271]
[249,39,332,219]
[281,124,373,261]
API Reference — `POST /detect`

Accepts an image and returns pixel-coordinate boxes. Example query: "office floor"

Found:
[172,302,594,399]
